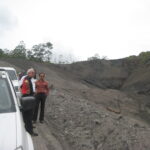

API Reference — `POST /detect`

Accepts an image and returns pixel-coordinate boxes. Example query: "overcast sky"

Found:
[0,0,150,60]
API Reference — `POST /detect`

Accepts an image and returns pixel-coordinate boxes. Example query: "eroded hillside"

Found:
[1,58,150,150]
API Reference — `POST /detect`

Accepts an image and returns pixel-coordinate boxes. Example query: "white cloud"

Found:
[0,0,150,60]
[0,7,18,33]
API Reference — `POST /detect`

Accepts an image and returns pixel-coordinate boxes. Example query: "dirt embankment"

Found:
[1,58,150,150]
[60,58,150,93]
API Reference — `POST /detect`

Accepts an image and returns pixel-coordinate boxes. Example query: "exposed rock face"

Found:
[1,58,150,150]
[65,59,129,89]
[62,59,150,95]
[122,65,150,94]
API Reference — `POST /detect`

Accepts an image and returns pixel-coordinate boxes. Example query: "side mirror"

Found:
[20,96,35,111]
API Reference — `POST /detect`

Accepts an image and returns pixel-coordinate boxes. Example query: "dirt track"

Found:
[32,121,63,150]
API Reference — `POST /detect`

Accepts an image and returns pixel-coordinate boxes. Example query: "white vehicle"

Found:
[0,67,21,97]
[0,69,34,150]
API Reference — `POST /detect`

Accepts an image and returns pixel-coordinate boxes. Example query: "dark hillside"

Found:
[1,57,150,150]
[62,58,150,94]
[61,59,137,89]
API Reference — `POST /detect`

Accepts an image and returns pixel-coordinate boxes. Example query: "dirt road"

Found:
[32,121,63,150]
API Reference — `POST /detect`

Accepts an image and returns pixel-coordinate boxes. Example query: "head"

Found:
[27,68,35,78]
[39,72,45,80]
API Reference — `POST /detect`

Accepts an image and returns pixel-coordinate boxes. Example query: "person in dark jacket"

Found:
[21,68,38,136]
[33,72,49,123]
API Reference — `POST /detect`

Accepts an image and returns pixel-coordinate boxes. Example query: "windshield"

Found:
[0,78,16,113]
[6,70,17,80]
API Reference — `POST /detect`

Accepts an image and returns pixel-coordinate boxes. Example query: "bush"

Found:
[138,51,150,64]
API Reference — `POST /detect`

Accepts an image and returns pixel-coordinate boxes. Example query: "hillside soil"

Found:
[1,58,150,150]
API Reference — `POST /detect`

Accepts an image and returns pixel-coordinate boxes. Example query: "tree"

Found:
[26,50,34,60]
[3,48,12,57]
[138,51,150,64]
[12,41,26,58]
[32,44,44,61]
[32,42,53,62]
[44,42,53,62]
[0,49,4,57]
[87,53,100,61]
[101,55,108,60]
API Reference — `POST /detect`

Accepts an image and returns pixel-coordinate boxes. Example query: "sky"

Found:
[0,0,150,61]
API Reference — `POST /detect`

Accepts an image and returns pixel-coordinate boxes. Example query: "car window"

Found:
[6,70,17,80]
[0,78,16,113]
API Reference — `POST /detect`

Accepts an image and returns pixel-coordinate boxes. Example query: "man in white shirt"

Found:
[19,68,37,93]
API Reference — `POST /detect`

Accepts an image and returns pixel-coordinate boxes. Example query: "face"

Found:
[39,73,45,79]
[28,71,35,78]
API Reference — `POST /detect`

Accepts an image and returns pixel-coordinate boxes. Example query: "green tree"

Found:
[26,50,34,60]
[32,42,53,62]
[138,51,150,63]
[3,49,12,57]
[0,49,4,57]
[32,44,45,61]
[12,41,26,58]
[44,42,53,62]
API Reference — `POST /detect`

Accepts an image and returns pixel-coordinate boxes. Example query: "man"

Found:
[19,68,37,93]
[21,68,38,136]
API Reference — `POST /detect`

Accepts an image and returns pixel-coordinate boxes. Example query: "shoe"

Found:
[40,120,44,124]
[31,132,38,136]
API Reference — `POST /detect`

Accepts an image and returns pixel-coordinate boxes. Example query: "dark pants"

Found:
[22,109,33,134]
[33,93,47,121]
[22,94,34,134]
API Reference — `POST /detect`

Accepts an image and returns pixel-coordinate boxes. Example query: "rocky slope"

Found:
[1,58,150,150]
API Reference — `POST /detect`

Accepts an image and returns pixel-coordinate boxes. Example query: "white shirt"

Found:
[19,75,37,92]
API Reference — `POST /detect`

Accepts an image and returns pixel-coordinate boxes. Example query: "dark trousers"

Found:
[33,93,47,121]
[22,109,33,134]
[22,94,34,134]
